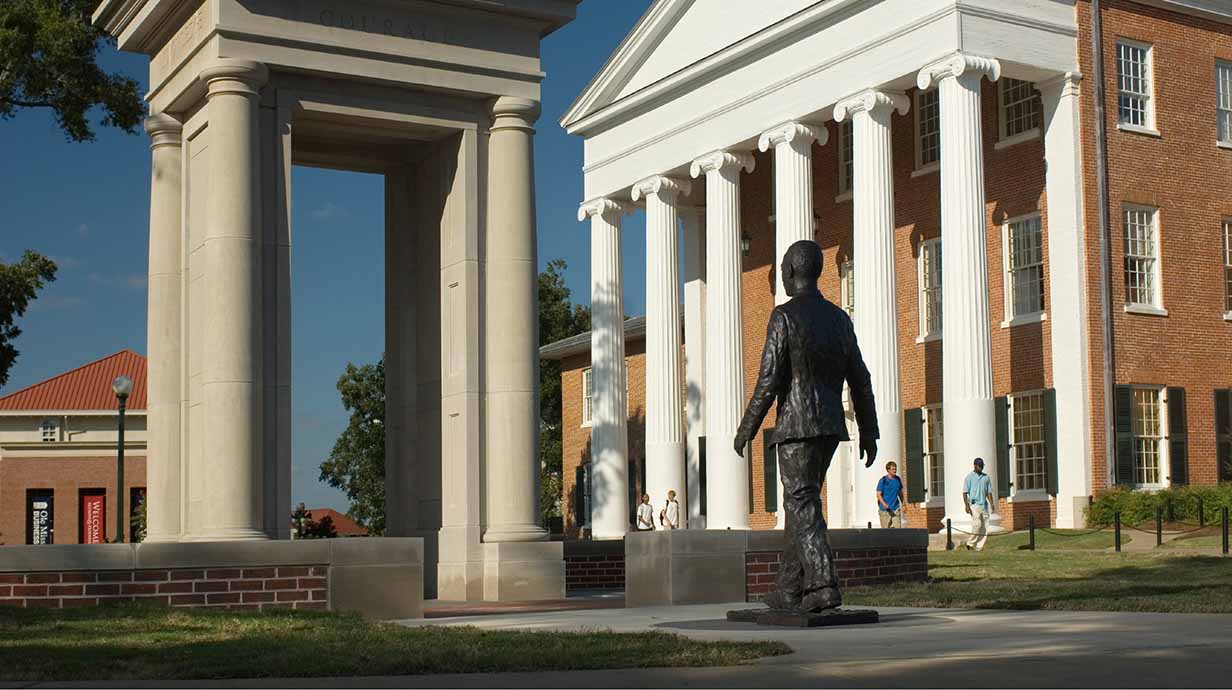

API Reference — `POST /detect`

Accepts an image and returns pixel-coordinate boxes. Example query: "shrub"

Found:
[1086,483,1232,526]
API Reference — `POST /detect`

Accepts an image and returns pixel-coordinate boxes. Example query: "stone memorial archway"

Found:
[94,0,576,602]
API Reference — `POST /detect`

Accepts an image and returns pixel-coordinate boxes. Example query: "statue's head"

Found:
[781,240,822,297]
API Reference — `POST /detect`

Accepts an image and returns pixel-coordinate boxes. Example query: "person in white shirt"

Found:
[661,490,681,530]
[636,494,655,531]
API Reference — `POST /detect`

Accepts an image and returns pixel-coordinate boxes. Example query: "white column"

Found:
[835,90,910,531]
[1040,72,1093,528]
[198,59,268,540]
[579,198,629,539]
[682,206,706,529]
[143,113,183,543]
[690,150,755,530]
[758,121,825,528]
[918,53,1002,533]
[483,96,548,542]
[632,176,690,527]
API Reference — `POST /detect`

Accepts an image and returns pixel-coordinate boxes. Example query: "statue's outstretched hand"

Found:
[860,437,878,468]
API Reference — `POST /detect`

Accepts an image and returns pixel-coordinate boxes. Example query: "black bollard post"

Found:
[1223,508,1229,556]
[947,518,954,551]
[1198,496,1205,528]
[1029,515,1036,551]
[868,521,872,529]
[1156,507,1163,547]
[1115,512,1122,552]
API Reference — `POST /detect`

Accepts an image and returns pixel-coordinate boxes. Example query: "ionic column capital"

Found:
[833,90,910,122]
[917,52,1001,90]
[757,122,826,153]
[144,113,183,149]
[1038,71,1083,101]
[200,58,268,98]
[578,197,625,222]
[631,175,691,202]
[491,96,541,133]
[689,150,755,179]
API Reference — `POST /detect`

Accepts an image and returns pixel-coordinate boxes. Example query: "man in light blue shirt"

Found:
[962,457,995,551]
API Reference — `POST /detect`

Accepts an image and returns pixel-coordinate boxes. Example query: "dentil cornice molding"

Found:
[917,52,1001,91]
[833,90,910,122]
[757,122,826,153]
[631,175,692,202]
[689,150,756,179]
[578,198,625,222]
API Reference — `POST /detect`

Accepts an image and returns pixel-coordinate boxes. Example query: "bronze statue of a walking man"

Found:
[734,240,879,612]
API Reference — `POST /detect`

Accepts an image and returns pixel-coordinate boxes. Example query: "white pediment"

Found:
[562,0,816,130]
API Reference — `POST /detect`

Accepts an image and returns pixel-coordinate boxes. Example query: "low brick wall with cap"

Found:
[564,539,624,591]
[745,538,929,602]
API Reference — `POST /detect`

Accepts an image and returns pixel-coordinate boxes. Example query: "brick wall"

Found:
[564,553,624,591]
[0,455,147,545]
[0,565,328,610]
[745,546,929,602]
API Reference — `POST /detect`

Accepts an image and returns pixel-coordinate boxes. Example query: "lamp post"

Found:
[112,375,133,543]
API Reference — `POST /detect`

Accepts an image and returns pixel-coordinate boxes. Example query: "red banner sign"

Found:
[81,495,105,544]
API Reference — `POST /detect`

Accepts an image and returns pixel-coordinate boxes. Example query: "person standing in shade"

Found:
[963,457,995,551]
[660,490,681,530]
[636,494,655,531]
[876,461,905,528]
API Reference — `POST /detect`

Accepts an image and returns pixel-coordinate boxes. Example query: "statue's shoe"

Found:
[801,587,842,612]
[763,590,801,611]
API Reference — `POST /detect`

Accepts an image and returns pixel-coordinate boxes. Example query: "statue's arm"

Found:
[846,324,880,441]
[735,309,788,450]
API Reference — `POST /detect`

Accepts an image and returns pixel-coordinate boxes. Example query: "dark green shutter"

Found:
[763,429,778,513]
[904,408,925,503]
[698,437,707,516]
[995,396,1011,498]
[1114,385,1135,486]
[1044,389,1059,495]
[1217,391,1232,482]
[1167,387,1188,486]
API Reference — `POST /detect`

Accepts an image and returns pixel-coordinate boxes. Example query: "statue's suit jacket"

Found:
[736,288,879,447]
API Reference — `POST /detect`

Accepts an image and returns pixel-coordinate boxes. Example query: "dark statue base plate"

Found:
[726,607,879,627]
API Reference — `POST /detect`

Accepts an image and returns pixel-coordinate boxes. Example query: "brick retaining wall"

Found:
[563,539,624,591]
[745,546,929,601]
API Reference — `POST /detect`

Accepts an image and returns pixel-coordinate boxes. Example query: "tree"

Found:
[0,0,145,142]
[0,251,57,388]
[290,502,338,539]
[538,259,591,523]
[319,360,386,535]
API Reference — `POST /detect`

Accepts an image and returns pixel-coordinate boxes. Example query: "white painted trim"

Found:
[1114,38,1157,132]
[1001,312,1047,329]
[1008,489,1050,504]
[1218,141,1232,150]
[995,129,1040,150]
[1124,304,1169,317]
[915,333,942,344]
[1117,123,1161,138]
[1001,212,1045,324]
[835,191,853,203]
[910,163,940,178]
[1122,204,1165,313]
[1224,311,1232,321]
[917,237,942,341]
[920,496,945,509]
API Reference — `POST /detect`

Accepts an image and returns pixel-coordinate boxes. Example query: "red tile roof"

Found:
[0,350,147,411]
[303,508,369,537]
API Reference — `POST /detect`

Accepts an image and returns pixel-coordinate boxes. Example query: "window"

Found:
[924,406,944,499]
[915,88,940,169]
[581,368,593,426]
[1224,220,1232,314]
[838,120,854,195]
[1116,40,1154,130]
[1004,214,1045,320]
[1132,388,1165,486]
[918,239,942,338]
[999,78,1041,141]
[1123,206,1161,309]
[1218,61,1232,145]
[840,259,855,318]
[40,418,58,443]
[1010,392,1047,492]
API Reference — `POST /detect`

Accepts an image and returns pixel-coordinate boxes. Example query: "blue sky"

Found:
[0,0,653,510]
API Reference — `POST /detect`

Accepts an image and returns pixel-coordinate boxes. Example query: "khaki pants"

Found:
[966,505,989,550]
[878,509,901,528]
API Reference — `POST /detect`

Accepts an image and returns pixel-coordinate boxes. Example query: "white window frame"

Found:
[913,88,941,175]
[1115,39,1159,136]
[996,78,1041,148]
[1224,219,1232,320]
[1122,204,1167,316]
[1001,212,1047,327]
[1218,61,1232,148]
[922,405,945,505]
[1008,391,1049,501]
[40,418,59,443]
[1130,385,1170,490]
[840,259,855,319]
[837,119,854,200]
[581,367,594,427]
[917,238,942,342]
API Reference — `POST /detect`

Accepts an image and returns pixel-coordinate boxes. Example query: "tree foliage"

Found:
[0,0,145,142]
[538,259,591,522]
[318,360,386,535]
[290,503,339,539]
[0,250,57,388]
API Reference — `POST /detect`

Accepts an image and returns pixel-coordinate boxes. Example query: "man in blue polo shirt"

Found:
[963,457,995,551]
[876,461,905,528]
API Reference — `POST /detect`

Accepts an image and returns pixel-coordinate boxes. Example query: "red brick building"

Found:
[547,0,1232,539]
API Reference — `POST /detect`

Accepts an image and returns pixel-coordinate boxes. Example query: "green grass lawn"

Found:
[0,605,791,682]
[845,549,1232,613]
[1163,527,1227,550]
[983,528,1116,551]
